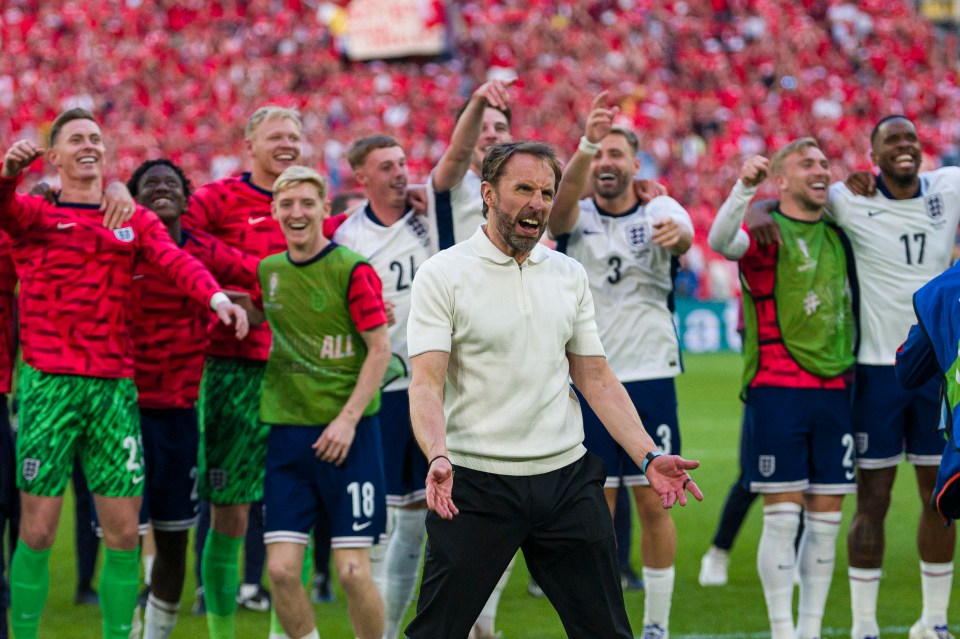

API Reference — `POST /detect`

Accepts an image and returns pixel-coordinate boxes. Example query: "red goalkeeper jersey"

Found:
[184,173,285,361]
[133,229,259,409]
[0,175,222,379]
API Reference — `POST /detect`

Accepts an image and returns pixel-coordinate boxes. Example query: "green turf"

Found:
[12,352,959,637]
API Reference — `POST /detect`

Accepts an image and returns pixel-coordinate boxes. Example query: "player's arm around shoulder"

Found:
[567,354,703,508]
[649,196,694,256]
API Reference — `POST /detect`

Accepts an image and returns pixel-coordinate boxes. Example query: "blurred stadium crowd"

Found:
[1,0,958,298]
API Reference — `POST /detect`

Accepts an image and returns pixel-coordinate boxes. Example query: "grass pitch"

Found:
[14,353,957,637]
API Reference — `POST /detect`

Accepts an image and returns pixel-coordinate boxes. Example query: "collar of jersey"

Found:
[876,173,922,199]
[471,225,550,266]
[287,242,337,267]
[594,199,641,218]
[242,172,273,197]
[53,193,101,209]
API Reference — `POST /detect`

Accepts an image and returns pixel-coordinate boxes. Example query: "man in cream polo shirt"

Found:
[403,141,703,638]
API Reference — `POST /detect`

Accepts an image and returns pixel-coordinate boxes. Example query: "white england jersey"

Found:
[427,168,484,251]
[333,205,435,391]
[826,166,960,365]
[561,196,693,381]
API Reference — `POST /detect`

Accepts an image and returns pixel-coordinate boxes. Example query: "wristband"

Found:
[428,455,451,469]
[641,450,663,476]
[578,136,601,156]
[210,291,230,310]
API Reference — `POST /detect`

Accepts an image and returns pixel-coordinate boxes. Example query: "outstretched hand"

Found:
[214,300,250,340]
[473,78,515,112]
[645,454,704,509]
[425,456,458,519]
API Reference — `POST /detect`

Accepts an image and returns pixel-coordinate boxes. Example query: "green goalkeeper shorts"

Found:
[16,363,143,498]
[198,357,269,505]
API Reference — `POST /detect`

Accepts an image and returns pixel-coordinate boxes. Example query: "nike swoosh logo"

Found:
[777,564,793,570]
[816,558,833,564]
[132,274,145,280]
[352,521,372,532]
[132,475,145,484]
[248,216,268,225]
[866,210,885,217]
[57,222,77,229]
[582,229,603,235]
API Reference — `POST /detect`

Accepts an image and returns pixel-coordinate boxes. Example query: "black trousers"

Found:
[405,453,632,639]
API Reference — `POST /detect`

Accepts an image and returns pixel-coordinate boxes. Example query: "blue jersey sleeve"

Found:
[895,322,941,389]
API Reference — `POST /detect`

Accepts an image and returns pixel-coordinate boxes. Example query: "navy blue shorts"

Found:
[852,364,944,469]
[139,407,200,532]
[580,378,680,488]
[743,387,856,495]
[380,390,427,506]
[263,417,386,549]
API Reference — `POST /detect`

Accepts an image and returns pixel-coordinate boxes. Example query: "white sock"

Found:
[296,630,319,639]
[920,560,953,627]
[758,502,801,639]
[384,509,427,639]
[474,556,515,635]
[641,565,675,629]
[796,511,842,639]
[371,507,397,597]
[143,594,179,639]
[143,553,156,587]
[849,567,881,638]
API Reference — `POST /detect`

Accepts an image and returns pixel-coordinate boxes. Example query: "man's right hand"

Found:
[740,155,769,188]
[2,140,44,178]
[473,78,515,112]
[845,170,876,196]
[584,91,620,145]
[745,199,781,246]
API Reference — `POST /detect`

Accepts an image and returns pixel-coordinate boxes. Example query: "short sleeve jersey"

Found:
[826,168,960,365]
[332,205,434,391]
[407,228,605,476]
[184,173,287,361]
[0,176,221,378]
[558,196,693,381]
[427,168,483,251]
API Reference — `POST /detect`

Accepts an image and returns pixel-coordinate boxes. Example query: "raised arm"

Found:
[431,79,514,193]
[550,92,619,237]
[0,140,48,233]
[708,155,769,260]
[568,353,702,508]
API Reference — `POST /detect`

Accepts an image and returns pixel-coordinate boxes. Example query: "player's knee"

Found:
[267,555,302,589]
[19,521,57,550]
[336,556,372,592]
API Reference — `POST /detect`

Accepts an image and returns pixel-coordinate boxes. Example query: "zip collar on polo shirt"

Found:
[469,225,551,266]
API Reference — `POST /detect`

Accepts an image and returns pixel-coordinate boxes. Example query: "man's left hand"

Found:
[312,415,357,466]
[101,181,136,229]
[645,454,703,509]
[652,218,683,251]
[425,457,458,520]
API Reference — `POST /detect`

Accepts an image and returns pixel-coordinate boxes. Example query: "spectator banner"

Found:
[675,298,742,353]
[345,0,446,60]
